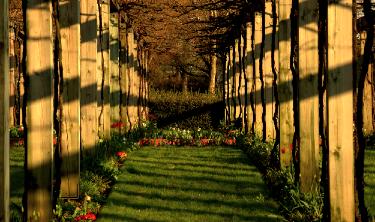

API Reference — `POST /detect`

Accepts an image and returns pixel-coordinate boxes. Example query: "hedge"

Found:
[148,89,224,130]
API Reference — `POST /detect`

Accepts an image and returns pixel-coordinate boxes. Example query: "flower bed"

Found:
[53,135,137,221]
[133,124,238,147]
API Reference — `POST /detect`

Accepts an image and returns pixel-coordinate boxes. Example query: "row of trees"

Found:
[1,0,149,221]
[0,0,374,221]
[219,0,374,222]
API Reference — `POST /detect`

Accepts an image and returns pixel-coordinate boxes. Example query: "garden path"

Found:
[97,146,284,222]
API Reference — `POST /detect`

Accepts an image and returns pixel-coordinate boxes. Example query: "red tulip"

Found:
[116,151,127,159]
[74,212,96,221]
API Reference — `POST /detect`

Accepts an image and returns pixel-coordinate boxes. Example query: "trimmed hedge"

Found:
[148,90,224,130]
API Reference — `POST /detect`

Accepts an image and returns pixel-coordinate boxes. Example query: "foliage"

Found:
[126,122,237,146]
[54,134,139,221]
[236,135,324,222]
[149,89,224,129]
[9,126,24,139]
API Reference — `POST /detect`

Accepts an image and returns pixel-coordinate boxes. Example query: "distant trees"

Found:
[119,0,248,93]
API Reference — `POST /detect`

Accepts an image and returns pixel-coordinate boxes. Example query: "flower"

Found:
[281,147,286,154]
[74,212,96,221]
[224,138,236,145]
[138,138,149,146]
[111,122,125,129]
[84,195,91,202]
[116,151,127,159]
[200,138,210,146]
[17,139,24,146]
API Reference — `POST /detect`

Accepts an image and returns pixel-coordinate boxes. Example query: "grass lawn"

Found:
[365,149,375,218]
[97,146,283,222]
[10,146,24,205]
[9,146,24,220]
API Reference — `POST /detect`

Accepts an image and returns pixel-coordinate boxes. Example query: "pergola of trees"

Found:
[1,0,149,221]
[0,0,374,221]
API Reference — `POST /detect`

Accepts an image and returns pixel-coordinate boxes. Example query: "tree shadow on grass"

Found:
[99,202,282,222]
[10,146,24,203]
[97,147,283,222]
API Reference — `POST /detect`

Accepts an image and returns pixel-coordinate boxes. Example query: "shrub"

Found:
[54,134,139,221]
[9,126,24,138]
[148,89,224,130]
[236,134,323,222]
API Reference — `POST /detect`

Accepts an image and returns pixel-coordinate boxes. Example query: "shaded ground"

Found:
[10,146,24,206]
[9,146,24,221]
[365,149,375,218]
[97,146,283,222]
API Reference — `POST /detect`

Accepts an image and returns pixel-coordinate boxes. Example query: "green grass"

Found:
[9,146,24,220]
[365,149,375,218]
[10,146,24,205]
[97,146,283,222]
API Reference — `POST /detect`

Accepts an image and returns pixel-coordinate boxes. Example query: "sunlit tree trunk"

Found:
[126,30,138,129]
[9,23,16,127]
[327,0,355,220]
[234,39,241,123]
[209,51,217,94]
[278,0,293,167]
[80,0,98,153]
[0,0,10,221]
[224,51,230,124]
[360,31,374,134]
[97,0,110,139]
[264,2,275,140]
[245,22,254,133]
[254,12,263,136]
[59,0,80,199]
[110,9,120,130]
[298,0,320,193]
[25,0,54,220]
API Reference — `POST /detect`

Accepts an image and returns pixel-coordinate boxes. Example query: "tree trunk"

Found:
[127,30,138,129]
[59,0,80,199]
[239,36,246,129]
[19,43,24,126]
[234,40,241,125]
[110,9,120,129]
[182,71,188,93]
[209,51,217,94]
[265,2,275,140]
[97,0,110,139]
[298,0,320,193]
[80,0,98,153]
[278,0,293,168]
[361,31,374,134]
[328,0,355,220]
[0,0,10,221]
[254,12,263,136]
[25,0,54,220]
[119,13,128,132]
[224,52,230,124]
[245,22,254,134]
[9,23,15,127]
